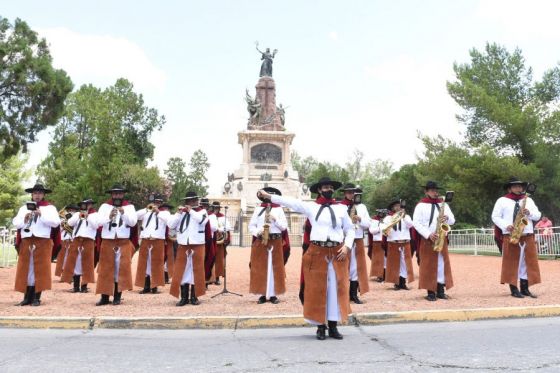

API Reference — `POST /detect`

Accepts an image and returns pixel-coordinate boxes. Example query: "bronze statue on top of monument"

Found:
[255,41,277,77]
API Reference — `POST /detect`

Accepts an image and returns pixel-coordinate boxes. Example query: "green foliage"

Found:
[38,79,166,208]
[164,150,211,207]
[0,153,29,225]
[0,17,73,158]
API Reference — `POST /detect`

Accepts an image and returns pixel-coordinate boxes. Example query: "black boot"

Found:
[214,277,221,285]
[376,269,385,283]
[80,284,89,293]
[96,294,110,306]
[190,285,200,305]
[350,281,363,304]
[520,279,537,298]
[269,296,279,304]
[425,290,437,301]
[17,286,33,306]
[176,284,190,306]
[436,283,448,299]
[151,287,159,294]
[71,275,81,293]
[399,276,410,290]
[509,284,524,298]
[164,271,170,284]
[112,283,122,305]
[327,321,343,340]
[316,325,327,340]
[140,275,151,294]
[31,291,41,306]
[257,295,267,304]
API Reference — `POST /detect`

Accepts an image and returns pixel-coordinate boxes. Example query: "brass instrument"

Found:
[349,204,358,230]
[510,184,536,245]
[216,219,226,245]
[59,208,74,235]
[23,201,37,233]
[79,210,88,220]
[261,205,272,246]
[168,228,177,242]
[110,198,123,227]
[382,210,406,236]
[147,203,155,211]
[433,191,454,252]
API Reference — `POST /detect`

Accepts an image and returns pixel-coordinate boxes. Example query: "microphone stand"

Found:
[212,206,242,298]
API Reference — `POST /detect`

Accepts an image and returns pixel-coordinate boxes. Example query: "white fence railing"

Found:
[0,227,17,267]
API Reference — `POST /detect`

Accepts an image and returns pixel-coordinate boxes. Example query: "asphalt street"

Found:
[1,317,559,372]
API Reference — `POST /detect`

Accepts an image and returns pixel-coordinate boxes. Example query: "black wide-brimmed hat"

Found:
[65,204,80,211]
[200,198,210,206]
[160,202,174,210]
[387,199,402,210]
[25,183,52,194]
[340,183,363,193]
[212,201,221,208]
[503,176,528,190]
[309,177,342,194]
[182,191,199,201]
[105,183,128,194]
[80,198,96,205]
[152,193,165,202]
[422,181,443,190]
[258,187,282,201]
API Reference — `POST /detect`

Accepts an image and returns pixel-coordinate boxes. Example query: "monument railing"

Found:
[0,227,17,267]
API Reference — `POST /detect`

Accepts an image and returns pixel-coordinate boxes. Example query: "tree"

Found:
[38,79,165,208]
[0,153,29,225]
[164,157,189,207]
[164,150,211,206]
[0,17,73,158]
[291,151,319,181]
[186,149,210,197]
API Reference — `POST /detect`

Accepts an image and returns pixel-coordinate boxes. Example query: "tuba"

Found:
[433,191,454,252]
[510,184,537,245]
[59,208,74,235]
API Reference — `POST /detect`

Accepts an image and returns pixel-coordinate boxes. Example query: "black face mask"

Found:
[321,190,334,200]
[262,198,272,204]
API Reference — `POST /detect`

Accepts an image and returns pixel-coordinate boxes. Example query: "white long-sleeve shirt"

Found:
[68,211,99,240]
[381,214,414,241]
[207,213,218,234]
[270,195,355,248]
[368,218,383,241]
[97,203,138,239]
[137,208,171,239]
[249,205,288,236]
[491,196,541,235]
[412,201,455,240]
[12,204,60,239]
[167,208,208,245]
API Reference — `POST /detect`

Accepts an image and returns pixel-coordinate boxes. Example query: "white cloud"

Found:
[38,27,167,92]
[328,31,339,42]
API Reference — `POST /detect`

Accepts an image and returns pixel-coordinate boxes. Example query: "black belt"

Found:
[259,233,282,240]
[311,240,341,247]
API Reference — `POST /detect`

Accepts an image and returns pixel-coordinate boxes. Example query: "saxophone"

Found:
[382,210,406,236]
[261,205,272,246]
[433,199,450,252]
[510,185,536,244]
[59,208,74,235]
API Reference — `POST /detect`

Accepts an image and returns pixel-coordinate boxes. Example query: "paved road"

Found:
[1,317,560,372]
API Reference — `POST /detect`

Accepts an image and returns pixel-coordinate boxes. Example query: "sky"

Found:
[4,0,560,194]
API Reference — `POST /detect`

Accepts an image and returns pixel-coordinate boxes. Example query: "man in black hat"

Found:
[258,177,355,341]
[200,198,218,285]
[167,191,209,306]
[54,204,79,280]
[413,181,455,301]
[12,183,61,306]
[212,201,231,285]
[339,183,371,304]
[382,199,415,291]
[64,198,98,293]
[248,187,289,304]
[94,184,138,306]
[135,194,172,294]
[492,177,541,298]
[368,209,388,282]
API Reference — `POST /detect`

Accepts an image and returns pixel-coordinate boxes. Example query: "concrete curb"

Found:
[1,305,560,329]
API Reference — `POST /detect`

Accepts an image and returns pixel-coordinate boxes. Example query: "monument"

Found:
[221,44,310,213]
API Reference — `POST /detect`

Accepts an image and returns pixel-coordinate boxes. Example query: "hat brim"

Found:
[423,185,443,190]
[503,181,527,190]
[182,196,199,201]
[25,188,52,194]
[105,189,128,194]
[309,180,342,194]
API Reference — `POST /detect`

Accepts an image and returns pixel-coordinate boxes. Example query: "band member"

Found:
[382,199,415,290]
[168,191,208,306]
[212,201,231,285]
[413,181,455,301]
[200,198,218,285]
[258,176,355,341]
[95,184,138,306]
[135,194,172,294]
[12,183,61,306]
[249,187,288,304]
[63,199,98,293]
[369,209,387,282]
[339,183,370,304]
[54,204,79,279]
[299,218,312,304]
[492,177,541,298]
[162,204,176,284]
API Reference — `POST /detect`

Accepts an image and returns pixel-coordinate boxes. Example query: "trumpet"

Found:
[147,203,156,211]
[110,207,118,227]
[79,210,88,220]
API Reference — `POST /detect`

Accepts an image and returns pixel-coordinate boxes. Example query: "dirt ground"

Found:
[0,247,558,317]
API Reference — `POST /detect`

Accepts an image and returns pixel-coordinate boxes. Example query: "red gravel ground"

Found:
[0,248,558,317]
